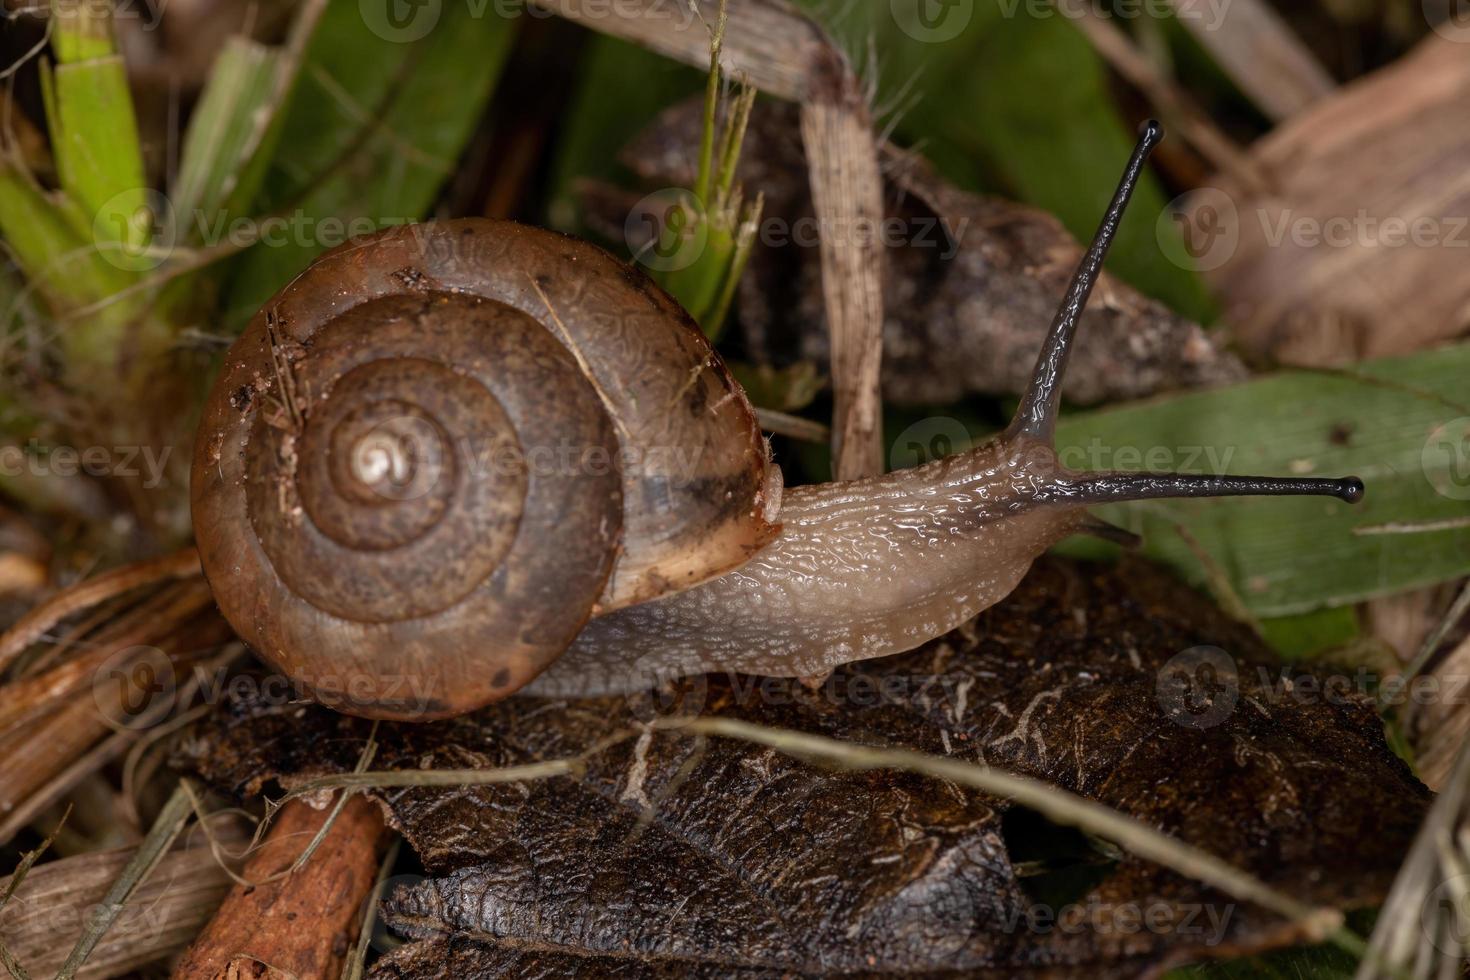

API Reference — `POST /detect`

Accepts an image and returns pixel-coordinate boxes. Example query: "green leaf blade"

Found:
[1056,345,1470,616]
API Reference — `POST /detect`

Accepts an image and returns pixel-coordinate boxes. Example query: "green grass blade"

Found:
[48,0,114,64]
[44,2,147,252]
[1055,344,1470,617]
[221,0,517,323]
[0,163,134,313]
[172,37,285,231]
[50,56,148,249]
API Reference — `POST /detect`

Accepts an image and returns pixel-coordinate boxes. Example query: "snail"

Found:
[191,122,1362,720]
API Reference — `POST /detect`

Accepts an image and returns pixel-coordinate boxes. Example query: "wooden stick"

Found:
[0,610,232,847]
[0,728,134,848]
[800,89,885,478]
[0,695,120,845]
[171,796,389,980]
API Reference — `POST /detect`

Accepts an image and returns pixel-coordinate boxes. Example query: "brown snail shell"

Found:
[192,220,779,719]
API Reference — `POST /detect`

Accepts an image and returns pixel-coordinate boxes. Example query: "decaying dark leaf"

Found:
[580,99,1245,407]
[182,558,1426,978]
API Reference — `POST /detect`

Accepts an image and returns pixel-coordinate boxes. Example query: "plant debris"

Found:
[1187,35,1470,367]
[581,98,1245,408]
[182,558,1426,978]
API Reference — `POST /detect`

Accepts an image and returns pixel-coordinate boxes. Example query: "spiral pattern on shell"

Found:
[192,220,778,719]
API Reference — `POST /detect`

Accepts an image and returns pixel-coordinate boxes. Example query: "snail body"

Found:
[193,124,1362,720]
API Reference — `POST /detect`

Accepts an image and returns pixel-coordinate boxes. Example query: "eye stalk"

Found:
[1014,119,1365,508]
[1010,119,1165,444]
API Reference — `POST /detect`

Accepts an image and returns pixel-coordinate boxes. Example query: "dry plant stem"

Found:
[284,758,587,797]
[0,547,201,673]
[1165,0,1335,122]
[664,717,1357,951]
[280,726,379,877]
[0,694,118,844]
[1399,579,1470,688]
[0,822,244,980]
[55,784,195,979]
[171,796,388,980]
[1356,517,1470,536]
[800,91,885,478]
[340,838,402,980]
[1063,0,1267,194]
[1409,633,1470,790]
[0,728,132,848]
[534,0,886,477]
[1354,738,1470,979]
[0,610,232,846]
[754,406,830,443]
[15,594,130,679]
[0,809,64,980]
[532,0,819,100]
[0,577,215,737]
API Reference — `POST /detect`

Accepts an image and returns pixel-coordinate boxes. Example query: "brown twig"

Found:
[800,80,886,479]
[0,728,132,849]
[170,796,390,980]
[0,608,232,847]
[0,578,215,738]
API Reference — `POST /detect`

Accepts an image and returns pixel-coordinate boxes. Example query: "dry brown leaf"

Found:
[1183,35,1470,366]
[183,558,1425,978]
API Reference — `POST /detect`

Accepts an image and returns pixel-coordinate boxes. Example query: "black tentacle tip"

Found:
[1336,477,1366,504]
[1138,119,1165,148]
